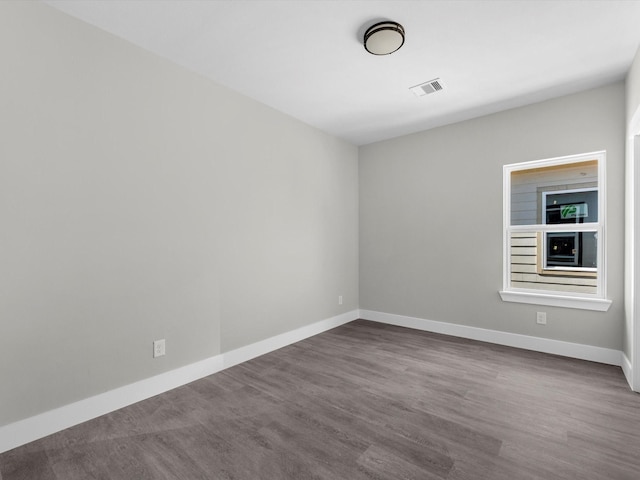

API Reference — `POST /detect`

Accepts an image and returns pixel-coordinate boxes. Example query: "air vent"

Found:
[410,78,444,97]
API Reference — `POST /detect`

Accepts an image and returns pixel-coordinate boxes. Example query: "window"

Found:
[500,151,611,311]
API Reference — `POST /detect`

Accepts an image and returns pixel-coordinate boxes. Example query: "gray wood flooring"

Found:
[1,320,640,479]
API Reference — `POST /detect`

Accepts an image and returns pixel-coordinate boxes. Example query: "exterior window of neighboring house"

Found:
[500,151,611,311]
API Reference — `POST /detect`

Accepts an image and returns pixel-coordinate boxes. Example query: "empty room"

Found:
[2,1,640,479]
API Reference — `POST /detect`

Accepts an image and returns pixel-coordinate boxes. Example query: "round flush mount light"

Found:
[364,21,405,55]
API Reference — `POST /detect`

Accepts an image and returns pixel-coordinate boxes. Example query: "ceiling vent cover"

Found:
[410,78,444,97]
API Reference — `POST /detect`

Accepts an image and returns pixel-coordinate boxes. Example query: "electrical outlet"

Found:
[153,339,166,358]
[536,312,547,325]
[338,295,343,305]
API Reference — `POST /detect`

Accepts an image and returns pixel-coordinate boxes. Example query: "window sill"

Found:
[499,290,612,311]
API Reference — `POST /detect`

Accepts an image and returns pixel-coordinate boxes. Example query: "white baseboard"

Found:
[621,352,634,390]
[359,309,623,367]
[222,310,358,369]
[0,355,226,455]
[0,310,359,454]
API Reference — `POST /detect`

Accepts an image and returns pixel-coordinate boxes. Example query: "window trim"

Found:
[499,151,611,311]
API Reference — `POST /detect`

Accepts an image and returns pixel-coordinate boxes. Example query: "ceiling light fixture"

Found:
[364,21,405,55]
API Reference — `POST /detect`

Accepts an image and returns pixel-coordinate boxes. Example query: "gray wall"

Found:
[360,82,625,350]
[0,2,358,427]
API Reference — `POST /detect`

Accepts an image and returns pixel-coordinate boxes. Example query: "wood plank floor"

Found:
[1,319,640,479]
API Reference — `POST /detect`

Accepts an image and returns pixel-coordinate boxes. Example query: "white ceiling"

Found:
[44,0,640,146]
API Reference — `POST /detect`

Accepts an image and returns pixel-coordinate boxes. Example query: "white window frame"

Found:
[499,151,612,311]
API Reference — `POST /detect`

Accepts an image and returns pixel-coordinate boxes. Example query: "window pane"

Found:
[509,232,597,294]
[510,160,598,226]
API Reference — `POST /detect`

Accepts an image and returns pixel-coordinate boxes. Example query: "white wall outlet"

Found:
[536,312,547,325]
[153,339,166,358]
[338,295,343,305]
